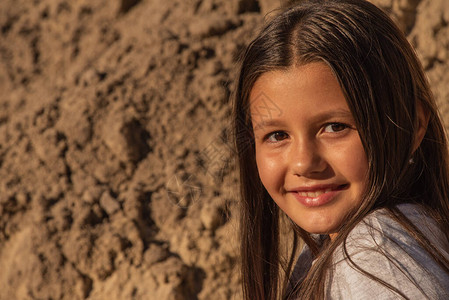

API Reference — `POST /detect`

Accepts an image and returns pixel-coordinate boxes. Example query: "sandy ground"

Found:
[0,0,448,299]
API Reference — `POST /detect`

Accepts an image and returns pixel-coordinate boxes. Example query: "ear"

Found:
[412,101,430,153]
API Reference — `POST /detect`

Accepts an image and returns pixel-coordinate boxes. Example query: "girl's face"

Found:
[250,62,369,239]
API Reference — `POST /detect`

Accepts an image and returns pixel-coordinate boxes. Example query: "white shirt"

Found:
[289,204,449,299]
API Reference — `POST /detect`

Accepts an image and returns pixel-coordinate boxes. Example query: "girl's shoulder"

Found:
[328,203,449,299]
[339,203,449,255]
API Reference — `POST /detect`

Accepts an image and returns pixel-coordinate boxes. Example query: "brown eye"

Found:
[323,123,348,133]
[266,131,288,142]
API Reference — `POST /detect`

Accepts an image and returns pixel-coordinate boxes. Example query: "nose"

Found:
[289,138,327,177]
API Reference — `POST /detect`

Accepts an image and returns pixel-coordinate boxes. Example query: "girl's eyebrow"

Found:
[252,119,286,130]
[252,109,354,130]
[312,110,354,122]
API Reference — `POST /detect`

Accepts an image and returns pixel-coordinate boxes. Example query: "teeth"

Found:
[299,188,332,198]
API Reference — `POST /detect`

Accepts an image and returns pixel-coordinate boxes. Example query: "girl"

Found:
[233,0,449,299]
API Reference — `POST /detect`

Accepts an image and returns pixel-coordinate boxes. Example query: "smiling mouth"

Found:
[290,184,349,207]
[294,184,348,197]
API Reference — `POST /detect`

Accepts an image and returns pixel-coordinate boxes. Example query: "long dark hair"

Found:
[233,0,449,299]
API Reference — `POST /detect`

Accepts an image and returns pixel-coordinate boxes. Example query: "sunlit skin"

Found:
[250,62,369,240]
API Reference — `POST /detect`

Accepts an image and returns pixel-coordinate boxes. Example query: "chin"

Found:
[295,219,340,236]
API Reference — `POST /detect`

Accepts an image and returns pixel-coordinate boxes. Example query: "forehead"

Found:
[248,62,351,123]
[250,62,337,97]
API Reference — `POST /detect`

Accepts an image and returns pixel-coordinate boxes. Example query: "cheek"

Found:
[255,150,284,192]
[338,143,369,184]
